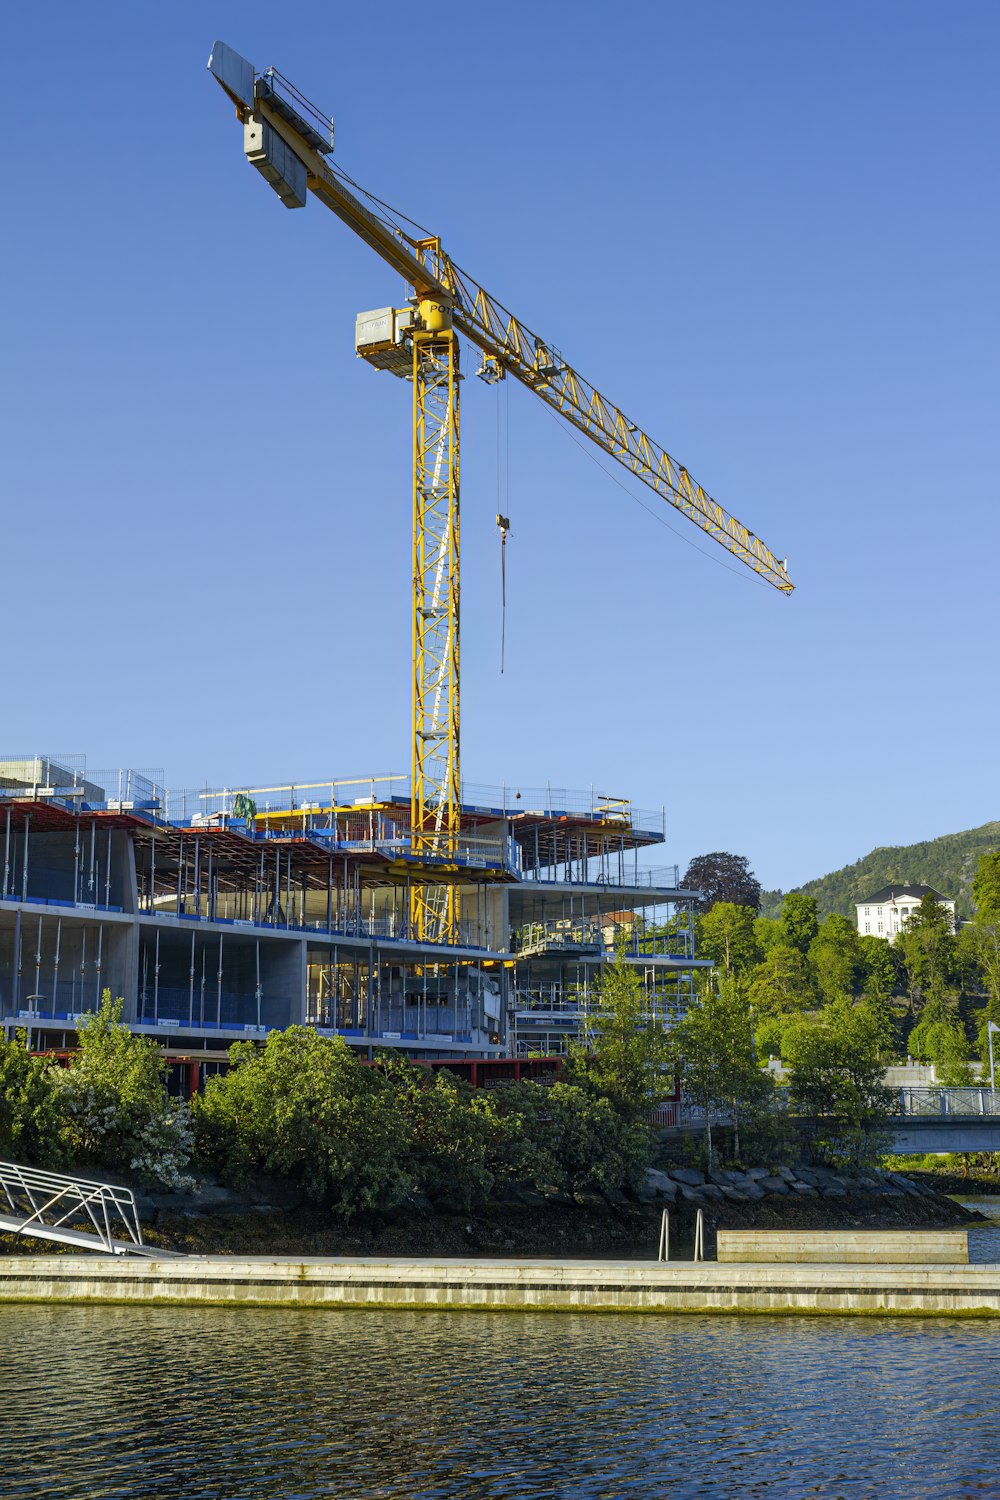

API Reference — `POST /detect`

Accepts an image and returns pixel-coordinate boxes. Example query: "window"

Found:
[877,907,883,916]
[864,907,870,916]
[865,922,870,934]
[878,922,883,933]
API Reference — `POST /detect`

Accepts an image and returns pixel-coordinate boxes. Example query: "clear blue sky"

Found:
[4,2,997,892]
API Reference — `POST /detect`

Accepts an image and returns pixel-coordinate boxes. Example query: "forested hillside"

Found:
[761,821,1000,922]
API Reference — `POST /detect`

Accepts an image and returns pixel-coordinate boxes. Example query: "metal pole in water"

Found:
[694,1208,705,1262]
[657,1209,670,1262]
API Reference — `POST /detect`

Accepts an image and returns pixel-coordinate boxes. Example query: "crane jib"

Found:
[207,40,793,594]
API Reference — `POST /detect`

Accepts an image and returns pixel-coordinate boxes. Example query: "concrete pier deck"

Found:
[0,1254,998,1316]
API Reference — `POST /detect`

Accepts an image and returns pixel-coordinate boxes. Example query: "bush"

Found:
[496,1081,650,1195]
[194,1028,410,1216]
[0,1032,66,1165]
[59,993,194,1190]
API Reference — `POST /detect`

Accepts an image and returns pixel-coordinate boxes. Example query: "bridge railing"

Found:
[0,1160,144,1253]
[897,1087,1000,1118]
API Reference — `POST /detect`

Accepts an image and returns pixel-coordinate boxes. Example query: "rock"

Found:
[671,1169,707,1187]
[793,1167,820,1187]
[699,1184,725,1201]
[720,1186,749,1204]
[726,1172,756,1191]
[637,1184,678,1206]
[745,1167,770,1180]
[791,1183,819,1197]
[512,1187,548,1208]
[773,1166,797,1183]
[543,1186,574,1207]
[574,1190,609,1215]
[189,1183,236,1206]
[680,1187,707,1203]
[708,1169,737,1187]
[602,1186,630,1207]
[820,1186,847,1198]
[758,1176,790,1195]
[642,1169,679,1200]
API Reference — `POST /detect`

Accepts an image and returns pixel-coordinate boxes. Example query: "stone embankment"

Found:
[1,1163,972,1263]
[637,1162,945,1209]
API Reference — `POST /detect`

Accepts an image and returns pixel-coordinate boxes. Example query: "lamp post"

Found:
[988,1020,999,1094]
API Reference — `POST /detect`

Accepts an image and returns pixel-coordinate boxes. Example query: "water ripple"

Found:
[1,1303,1000,1498]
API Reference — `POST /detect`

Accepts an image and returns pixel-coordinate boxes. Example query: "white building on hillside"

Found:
[855,884,956,943]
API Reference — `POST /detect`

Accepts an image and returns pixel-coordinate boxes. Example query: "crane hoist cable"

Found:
[496,513,511,673]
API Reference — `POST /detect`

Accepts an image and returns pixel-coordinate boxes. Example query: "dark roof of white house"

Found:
[857,884,951,905]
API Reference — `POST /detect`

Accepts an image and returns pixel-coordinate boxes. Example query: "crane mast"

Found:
[207,42,793,943]
[409,292,461,943]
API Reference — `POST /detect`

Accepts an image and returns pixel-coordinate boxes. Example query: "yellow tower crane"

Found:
[208,42,794,944]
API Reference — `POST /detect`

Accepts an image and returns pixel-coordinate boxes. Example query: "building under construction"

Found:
[0,755,707,1075]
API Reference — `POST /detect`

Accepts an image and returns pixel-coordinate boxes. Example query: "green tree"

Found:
[809,913,862,1003]
[907,1011,974,1086]
[785,999,894,1167]
[61,993,193,1189]
[570,943,673,1122]
[858,934,900,1050]
[780,892,820,955]
[972,854,1000,1062]
[747,944,815,1021]
[0,1032,66,1165]
[673,974,775,1164]
[698,902,762,976]
[753,915,785,953]
[898,894,956,1016]
[973,852,1000,925]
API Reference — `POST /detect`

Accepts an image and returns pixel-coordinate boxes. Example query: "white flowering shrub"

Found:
[59,992,196,1190]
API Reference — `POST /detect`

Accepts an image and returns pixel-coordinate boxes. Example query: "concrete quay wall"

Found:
[1,1255,999,1317]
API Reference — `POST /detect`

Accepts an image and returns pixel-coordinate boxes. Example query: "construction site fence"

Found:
[0,762,165,810]
[168,778,665,834]
[1,767,667,840]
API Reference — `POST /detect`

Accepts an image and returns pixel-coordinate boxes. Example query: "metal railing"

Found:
[0,1160,144,1254]
[170,776,664,836]
[512,919,697,961]
[513,920,603,956]
[523,862,681,889]
[896,1087,1000,1117]
[513,985,690,1019]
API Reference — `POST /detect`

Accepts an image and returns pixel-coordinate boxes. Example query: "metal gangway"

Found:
[0,1160,169,1256]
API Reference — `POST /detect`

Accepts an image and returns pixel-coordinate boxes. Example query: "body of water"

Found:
[962,1195,1000,1262]
[0,1203,997,1499]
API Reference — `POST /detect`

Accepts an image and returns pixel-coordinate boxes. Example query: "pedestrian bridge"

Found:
[661,1087,1000,1155]
[889,1087,1000,1154]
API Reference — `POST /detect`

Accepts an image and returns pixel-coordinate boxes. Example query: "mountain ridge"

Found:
[759,819,1000,922]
